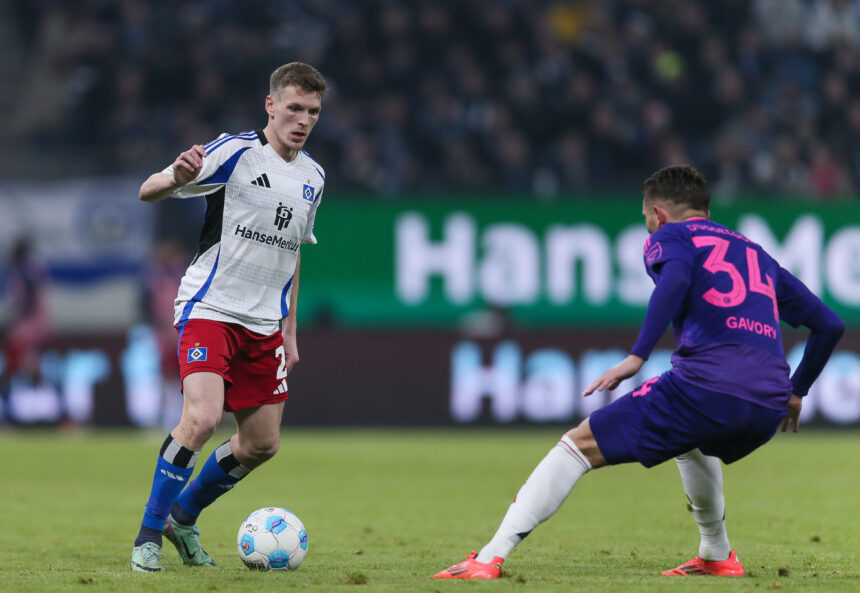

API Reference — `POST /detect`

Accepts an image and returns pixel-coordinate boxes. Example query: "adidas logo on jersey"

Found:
[251,173,271,188]
[273,378,288,395]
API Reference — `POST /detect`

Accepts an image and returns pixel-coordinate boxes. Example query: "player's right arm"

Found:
[582,260,691,395]
[139,145,208,203]
[584,226,694,396]
[776,267,845,432]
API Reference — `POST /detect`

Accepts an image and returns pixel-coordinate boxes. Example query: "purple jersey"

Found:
[642,218,820,410]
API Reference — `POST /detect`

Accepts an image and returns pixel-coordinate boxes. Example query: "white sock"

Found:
[675,449,731,561]
[476,435,591,562]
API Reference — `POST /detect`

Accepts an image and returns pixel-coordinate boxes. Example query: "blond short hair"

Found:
[270,62,327,98]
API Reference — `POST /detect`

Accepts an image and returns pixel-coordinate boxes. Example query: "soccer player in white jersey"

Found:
[130,62,327,572]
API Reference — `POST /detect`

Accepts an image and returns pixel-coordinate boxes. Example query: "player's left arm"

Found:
[584,258,692,395]
[776,267,845,432]
[281,179,322,372]
[281,251,301,373]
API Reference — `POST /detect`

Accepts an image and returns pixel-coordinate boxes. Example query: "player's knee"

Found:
[180,413,220,443]
[259,438,280,459]
[565,418,606,468]
[565,418,591,445]
[246,437,280,462]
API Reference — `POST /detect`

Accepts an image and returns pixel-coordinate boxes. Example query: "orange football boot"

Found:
[662,550,744,576]
[434,551,503,579]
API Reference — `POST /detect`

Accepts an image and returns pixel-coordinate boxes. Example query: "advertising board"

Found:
[5,329,857,428]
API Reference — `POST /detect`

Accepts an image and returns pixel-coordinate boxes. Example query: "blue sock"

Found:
[135,435,199,547]
[173,439,251,524]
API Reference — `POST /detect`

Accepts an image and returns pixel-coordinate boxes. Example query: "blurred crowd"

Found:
[2,0,859,199]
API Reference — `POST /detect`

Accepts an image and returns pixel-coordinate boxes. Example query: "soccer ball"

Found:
[237,507,309,571]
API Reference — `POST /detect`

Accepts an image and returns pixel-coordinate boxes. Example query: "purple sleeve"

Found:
[789,303,845,396]
[631,259,692,360]
[776,267,845,396]
[776,267,822,327]
[643,225,695,283]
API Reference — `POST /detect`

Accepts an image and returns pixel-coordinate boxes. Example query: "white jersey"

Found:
[165,129,324,335]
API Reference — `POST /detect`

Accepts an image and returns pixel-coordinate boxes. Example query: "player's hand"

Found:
[583,354,644,396]
[781,394,802,433]
[172,144,207,185]
[282,332,300,373]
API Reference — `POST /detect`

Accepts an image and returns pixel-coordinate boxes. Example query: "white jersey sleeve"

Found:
[299,150,326,245]
[303,184,323,244]
[162,131,261,199]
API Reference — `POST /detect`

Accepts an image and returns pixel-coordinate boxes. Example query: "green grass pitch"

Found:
[1,428,857,593]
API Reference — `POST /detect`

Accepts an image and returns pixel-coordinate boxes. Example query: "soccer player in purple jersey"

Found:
[435,165,844,579]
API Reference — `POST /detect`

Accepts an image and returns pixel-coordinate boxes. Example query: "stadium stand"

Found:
[1,0,858,198]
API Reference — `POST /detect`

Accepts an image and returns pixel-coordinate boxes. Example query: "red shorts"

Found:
[176,319,288,412]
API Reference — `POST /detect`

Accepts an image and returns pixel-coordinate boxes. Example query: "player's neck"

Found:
[262,126,299,163]
[667,210,709,224]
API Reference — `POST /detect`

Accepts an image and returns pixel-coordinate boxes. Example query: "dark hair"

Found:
[270,62,327,98]
[642,164,710,212]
